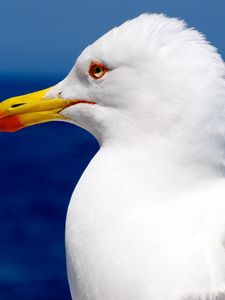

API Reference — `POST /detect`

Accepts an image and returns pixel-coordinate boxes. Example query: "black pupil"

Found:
[95,67,101,73]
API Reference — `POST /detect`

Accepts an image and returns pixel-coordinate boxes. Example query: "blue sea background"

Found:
[0,1,224,299]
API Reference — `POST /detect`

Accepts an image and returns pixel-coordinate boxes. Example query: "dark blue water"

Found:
[0,74,99,300]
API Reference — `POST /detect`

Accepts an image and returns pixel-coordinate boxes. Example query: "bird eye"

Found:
[89,62,108,79]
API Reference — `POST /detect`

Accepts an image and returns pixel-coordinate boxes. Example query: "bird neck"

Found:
[88,107,225,182]
[96,124,224,186]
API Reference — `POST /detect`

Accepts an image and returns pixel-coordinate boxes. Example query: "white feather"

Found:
[49,14,225,300]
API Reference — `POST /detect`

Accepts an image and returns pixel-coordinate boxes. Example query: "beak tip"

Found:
[0,115,23,132]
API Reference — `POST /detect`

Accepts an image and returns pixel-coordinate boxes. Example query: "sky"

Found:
[0,0,224,77]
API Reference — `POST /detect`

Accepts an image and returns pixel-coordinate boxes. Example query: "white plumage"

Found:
[48,14,225,300]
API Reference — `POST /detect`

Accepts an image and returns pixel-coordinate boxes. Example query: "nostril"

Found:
[11,103,26,108]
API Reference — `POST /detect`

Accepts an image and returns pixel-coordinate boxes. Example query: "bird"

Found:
[0,13,225,300]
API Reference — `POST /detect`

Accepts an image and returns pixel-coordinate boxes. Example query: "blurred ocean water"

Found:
[0,74,99,300]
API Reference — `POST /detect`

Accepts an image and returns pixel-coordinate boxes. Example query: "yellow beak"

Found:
[0,87,93,132]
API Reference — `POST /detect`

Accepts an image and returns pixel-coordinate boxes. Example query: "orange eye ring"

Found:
[89,62,108,79]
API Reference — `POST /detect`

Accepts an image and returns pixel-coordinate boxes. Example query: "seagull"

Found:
[1,13,225,300]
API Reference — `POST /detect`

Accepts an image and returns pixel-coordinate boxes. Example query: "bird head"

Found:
[0,14,224,151]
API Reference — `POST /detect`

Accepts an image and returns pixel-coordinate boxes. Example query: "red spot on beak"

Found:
[0,115,23,132]
[0,111,5,118]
